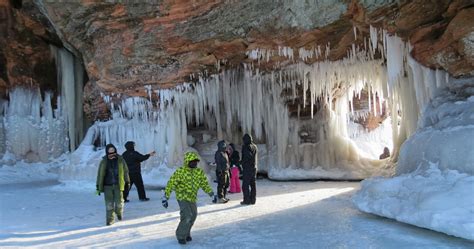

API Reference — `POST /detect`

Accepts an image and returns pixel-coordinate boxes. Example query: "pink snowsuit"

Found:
[229,166,241,193]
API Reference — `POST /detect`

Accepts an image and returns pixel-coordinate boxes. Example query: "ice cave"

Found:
[1,0,473,247]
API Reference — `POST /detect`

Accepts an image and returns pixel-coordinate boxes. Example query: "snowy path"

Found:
[1,180,472,248]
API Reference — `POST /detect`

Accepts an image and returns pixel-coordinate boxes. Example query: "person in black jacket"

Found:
[241,134,258,205]
[214,140,230,203]
[122,141,155,202]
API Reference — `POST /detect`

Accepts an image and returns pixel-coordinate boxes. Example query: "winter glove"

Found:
[161,197,168,209]
[96,190,101,196]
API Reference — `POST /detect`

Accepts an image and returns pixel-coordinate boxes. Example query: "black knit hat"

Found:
[105,144,117,155]
[125,141,135,151]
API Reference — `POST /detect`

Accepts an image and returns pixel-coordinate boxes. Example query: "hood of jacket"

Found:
[217,140,227,152]
[229,143,237,152]
[124,141,135,151]
[243,134,253,145]
[184,151,200,167]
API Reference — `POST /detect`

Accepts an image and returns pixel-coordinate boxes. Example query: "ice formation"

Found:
[1,27,464,184]
[353,163,474,240]
[1,87,68,162]
[52,46,86,151]
[0,47,84,162]
[352,33,474,240]
[67,29,460,182]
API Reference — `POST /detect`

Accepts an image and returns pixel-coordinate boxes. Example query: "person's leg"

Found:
[242,174,250,204]
[223,171,229,198]
[250,174,256,204]
[135,173,147,200]
[217,171,224,199]
[176,201,193,243]
[186,202,198,241]
[113,185,124,219]
[104,186,115,225]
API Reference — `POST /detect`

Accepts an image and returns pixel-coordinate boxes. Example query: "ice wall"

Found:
[88,52,392,180]
[1,87,68,162]
[0,47,85,163]
[68,28,460,182]
[353,32,474,240]
[53,47,85,151]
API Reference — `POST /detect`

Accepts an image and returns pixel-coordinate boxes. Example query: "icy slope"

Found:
[353,164,474,240]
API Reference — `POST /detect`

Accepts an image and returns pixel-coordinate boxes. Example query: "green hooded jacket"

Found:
[96,156,130,192]
[165,152,213,202]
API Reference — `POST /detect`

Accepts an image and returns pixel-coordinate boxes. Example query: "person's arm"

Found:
[164,170,179,199]
[215,152,224,171]
[96,160,103,192]
[241,145,251,166]
[123,159,130,184]
[135,151,151,162]
[198,169,214,195]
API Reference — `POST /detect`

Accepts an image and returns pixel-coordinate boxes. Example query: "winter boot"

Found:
[178,239,187,244]
[218,198,228,204]
[186,236,192,242]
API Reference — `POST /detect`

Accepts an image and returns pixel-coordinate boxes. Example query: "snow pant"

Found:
[229,167,241,193]
[123,172,147,200]
[176,200,197,240]
[242,171,256,204]
[104,185,123,224]
[216,170,229,199]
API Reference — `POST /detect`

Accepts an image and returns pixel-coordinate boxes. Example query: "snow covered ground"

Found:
[353,163,474,241]
[1,179,473,248]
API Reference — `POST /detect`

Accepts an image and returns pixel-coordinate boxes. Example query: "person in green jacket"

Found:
[96,144,130,226]
[162,151,214,245]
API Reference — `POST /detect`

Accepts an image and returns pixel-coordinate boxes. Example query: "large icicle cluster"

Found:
[90,52,391,179]
[52,47,85,151]
[78,28,453,181]
[0,47,85,162]
[1,87,68,162]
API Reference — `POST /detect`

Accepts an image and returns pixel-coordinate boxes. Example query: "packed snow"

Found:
[353,163,474,240]
[1,177,473,248]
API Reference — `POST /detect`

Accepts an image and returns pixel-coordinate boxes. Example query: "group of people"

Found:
[95,142,155,226]
[214,133,258,205]
[95,133,258,245]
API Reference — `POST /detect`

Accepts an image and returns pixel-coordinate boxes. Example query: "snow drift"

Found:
[353,163,474,240]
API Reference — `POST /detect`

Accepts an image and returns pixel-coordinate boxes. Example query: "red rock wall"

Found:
[1,0,473,119]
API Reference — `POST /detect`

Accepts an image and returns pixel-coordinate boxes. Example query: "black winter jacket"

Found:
[215,140,229,172]
[241,134,258,175]
[122,142,150,174]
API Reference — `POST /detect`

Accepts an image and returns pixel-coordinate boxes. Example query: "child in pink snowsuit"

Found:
[229,165,241,193]
[227,143,241,193]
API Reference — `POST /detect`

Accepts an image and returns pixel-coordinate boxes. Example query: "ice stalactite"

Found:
[90,55,388,179]
[2,87,68,162]
[83,30,452,180]
[53,47,85,151]
[383,34,451,160]
[0,46,86,162]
